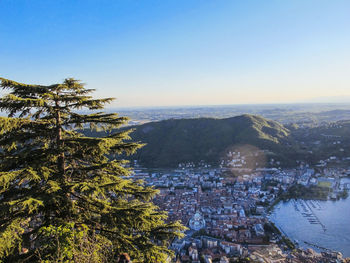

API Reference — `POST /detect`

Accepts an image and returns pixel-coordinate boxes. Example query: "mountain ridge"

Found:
[127,114,295,168]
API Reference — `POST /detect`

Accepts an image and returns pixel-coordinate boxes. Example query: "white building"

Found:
[189,211,206,231]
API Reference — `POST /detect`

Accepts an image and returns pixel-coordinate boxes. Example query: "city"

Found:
[130,153,350,262]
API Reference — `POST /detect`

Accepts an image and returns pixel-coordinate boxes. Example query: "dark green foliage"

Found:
[0,78,185,262]
[127,115,294,167]
[279,236,295,250]
[263,222,281,236]
[291,120,350,165]
[339,189,349,199]
[86,109,350,169]
[280,184,330,200]
[38,223,113,262]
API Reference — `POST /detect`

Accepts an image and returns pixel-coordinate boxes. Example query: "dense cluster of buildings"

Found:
[131,157,350,262]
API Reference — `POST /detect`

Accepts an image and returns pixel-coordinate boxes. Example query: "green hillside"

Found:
[127,114,294,167]
[290,120,350,165]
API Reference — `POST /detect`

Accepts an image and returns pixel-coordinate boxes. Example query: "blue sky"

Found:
[1,0,350,107]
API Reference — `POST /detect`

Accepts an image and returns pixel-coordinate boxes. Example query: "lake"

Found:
[269,178,350,257]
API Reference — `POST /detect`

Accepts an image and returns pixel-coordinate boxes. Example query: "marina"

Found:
[269,178,350,257]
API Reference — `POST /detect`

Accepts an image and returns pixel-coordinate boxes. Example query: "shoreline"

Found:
[269,197,350,257]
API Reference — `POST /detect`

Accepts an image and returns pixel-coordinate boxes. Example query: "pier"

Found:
[303,201,327,232]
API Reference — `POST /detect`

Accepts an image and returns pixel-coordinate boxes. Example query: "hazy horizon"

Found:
[109,100,350,110]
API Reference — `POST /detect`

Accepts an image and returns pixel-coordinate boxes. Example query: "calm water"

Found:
[269,178,350,257]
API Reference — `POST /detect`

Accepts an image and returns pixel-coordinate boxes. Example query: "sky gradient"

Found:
[1,0,350,107]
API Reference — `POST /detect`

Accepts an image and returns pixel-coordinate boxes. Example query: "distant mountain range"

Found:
[108,104,350,125]
[127,114,297,168]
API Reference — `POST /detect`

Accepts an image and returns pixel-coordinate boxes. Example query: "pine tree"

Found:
[0,77,185,262]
